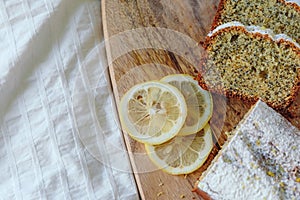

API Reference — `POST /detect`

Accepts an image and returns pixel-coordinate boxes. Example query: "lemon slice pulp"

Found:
[119,81,187,145]
[145,124,213,175]
[161,74,213,136]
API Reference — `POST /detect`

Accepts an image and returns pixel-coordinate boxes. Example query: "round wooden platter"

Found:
[101,0,300,199]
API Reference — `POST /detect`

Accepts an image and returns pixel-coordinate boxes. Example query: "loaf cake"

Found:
[197,22,300,110]
[212,0,300,44]
[195,100,300,200]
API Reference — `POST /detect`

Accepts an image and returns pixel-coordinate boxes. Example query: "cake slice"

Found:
[197,22,300,110]
[212,0,300,44]
[195,100,300,200]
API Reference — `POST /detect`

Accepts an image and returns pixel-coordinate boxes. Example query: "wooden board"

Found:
[102,0,300,199]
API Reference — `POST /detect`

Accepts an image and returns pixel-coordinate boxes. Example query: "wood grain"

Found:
[102,0,300,199]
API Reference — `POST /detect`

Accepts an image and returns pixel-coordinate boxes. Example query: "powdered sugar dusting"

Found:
[286,0,300,6]
[208,21,300,49]
[198,100,300,199]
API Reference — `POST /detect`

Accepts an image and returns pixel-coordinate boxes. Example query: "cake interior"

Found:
[203,28,300,107]
[217,0,300,44]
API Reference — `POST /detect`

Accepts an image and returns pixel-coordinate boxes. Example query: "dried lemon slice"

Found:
[145,124,213,175]
[161,74,213,136]
[119,81,187,145]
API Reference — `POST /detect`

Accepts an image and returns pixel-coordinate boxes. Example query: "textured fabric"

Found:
[0,0,138,199]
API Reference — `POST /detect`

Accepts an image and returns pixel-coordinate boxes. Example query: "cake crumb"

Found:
[157,192,163,197]
[158,182,164,187]
[180,194,185,198]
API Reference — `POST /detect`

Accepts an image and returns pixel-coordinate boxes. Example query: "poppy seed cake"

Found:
[196,100,300,200]
[197,22,300,110]
[212,0,300,44]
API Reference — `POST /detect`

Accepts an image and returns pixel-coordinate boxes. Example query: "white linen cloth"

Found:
[0,0,138,199]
